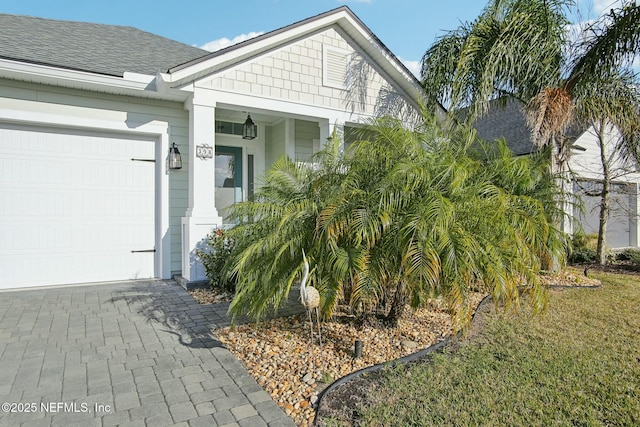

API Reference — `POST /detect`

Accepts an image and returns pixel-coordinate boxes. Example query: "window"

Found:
[215,121,244,136]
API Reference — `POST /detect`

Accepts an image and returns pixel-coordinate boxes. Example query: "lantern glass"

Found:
[169,143,182,169]
[242,114,257,140]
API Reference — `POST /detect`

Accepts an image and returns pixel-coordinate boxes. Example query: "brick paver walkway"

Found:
[0,280,296,427]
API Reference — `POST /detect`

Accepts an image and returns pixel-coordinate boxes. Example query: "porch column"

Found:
[181,93,223,282]
[284,118,296,159]
[319,119,344,152]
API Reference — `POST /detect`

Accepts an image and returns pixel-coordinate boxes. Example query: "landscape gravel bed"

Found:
[189,268,599,426]
[211,296,484,426]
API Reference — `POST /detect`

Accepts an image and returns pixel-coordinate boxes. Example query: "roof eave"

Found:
[0,58,189,102]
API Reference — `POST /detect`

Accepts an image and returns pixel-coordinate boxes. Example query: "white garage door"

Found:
[0,124,156,289]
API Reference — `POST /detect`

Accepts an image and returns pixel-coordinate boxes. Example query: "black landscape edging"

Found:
[548,284,601,289]
[313,294,493,426]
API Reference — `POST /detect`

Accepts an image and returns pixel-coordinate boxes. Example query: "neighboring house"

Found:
[0,7,423,289]
[473,98,640,248]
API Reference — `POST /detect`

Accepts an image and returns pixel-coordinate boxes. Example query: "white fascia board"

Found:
[122,71,156,83]
[0,59,188,102]
[205,87,366,124]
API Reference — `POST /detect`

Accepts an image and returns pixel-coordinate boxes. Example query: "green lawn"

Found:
[335,272,640,426]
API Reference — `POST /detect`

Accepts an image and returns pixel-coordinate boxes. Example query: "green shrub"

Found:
[572,232,598,250]
[615,248,640,264]
[569,247,597,263]
[569,232,599,263]
[196,228,237,294]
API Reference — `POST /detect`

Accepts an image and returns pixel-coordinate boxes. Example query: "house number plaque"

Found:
[196,144,214,159]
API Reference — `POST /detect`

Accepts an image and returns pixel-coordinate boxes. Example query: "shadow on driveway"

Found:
[107,281,229,350]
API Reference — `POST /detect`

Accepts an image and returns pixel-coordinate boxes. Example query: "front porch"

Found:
[178,103,356,286]
[163,7,422,287]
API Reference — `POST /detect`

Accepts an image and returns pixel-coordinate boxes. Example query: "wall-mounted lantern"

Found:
[242,114,257,140]
[169,142,182,169]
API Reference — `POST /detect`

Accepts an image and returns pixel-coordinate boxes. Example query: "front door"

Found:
[215,146,243,225]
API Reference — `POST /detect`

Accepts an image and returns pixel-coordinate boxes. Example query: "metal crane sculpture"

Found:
[300,250,322,348]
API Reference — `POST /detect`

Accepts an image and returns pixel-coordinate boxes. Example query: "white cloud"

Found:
[199,31,265,52]
[593,0,624,15]
[399,58,421,79]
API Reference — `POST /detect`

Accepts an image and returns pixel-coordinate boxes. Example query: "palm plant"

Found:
[421,0,568,119]
[342,119,565,328]
[223,114,565,330]
[224,156,319,321]
[421,0,640,263]
[422,0,639,140]
[223,132,350,322]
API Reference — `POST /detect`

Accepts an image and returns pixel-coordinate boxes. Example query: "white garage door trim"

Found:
[0,114,171,289]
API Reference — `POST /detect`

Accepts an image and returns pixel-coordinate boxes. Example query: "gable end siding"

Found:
[202,27,415,118]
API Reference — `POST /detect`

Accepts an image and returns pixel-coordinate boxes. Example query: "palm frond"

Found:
[223,110,566,330]
[567,3,640,92]
[423,0,568,119]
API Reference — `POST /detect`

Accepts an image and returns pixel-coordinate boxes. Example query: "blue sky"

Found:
[0,0,625,77]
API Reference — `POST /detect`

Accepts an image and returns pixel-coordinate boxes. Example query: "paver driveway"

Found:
[0,280,295,427]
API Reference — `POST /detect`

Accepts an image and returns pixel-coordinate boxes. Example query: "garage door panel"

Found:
[2,252,154,286]
[0,124,156,289]
[0,222,72,251]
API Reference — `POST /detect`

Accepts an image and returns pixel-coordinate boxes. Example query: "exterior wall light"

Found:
[242,114,257,140]
[169,142,182,169]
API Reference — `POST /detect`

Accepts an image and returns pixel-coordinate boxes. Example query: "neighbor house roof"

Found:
[471,99,538,155]
[472,98,583,155]
[0,14,209,77]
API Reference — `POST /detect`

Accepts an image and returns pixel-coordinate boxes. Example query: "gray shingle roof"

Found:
[0,14,209,77]
[471,98,586,156]
[471,99,537,156]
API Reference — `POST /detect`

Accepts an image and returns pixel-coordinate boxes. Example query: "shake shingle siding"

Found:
[0,14,208,76]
